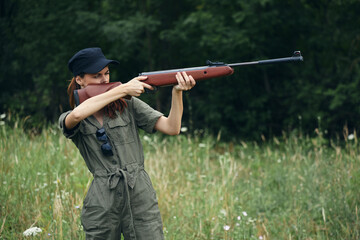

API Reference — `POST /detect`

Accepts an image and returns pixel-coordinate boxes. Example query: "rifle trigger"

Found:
[145,86,158,94]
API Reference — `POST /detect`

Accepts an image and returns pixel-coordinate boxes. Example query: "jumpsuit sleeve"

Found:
[130,97,163,134]
[58,110,80,139]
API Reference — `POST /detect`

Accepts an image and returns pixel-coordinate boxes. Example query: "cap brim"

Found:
[83,59,119,74]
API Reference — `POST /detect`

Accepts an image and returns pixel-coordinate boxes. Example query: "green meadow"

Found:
[0,120,359,239]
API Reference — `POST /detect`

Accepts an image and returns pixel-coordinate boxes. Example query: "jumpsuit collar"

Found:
[88,112,110,129]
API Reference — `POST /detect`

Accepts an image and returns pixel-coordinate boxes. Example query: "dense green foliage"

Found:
[1,0,360,139]
[1,123,359,239]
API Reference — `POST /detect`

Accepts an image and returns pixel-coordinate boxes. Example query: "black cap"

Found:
[68,47,119,76]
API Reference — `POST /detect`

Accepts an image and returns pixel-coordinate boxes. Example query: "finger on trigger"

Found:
[142,82,154,90]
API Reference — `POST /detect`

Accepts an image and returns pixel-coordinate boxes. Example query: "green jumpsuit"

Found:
[59,97,164,240]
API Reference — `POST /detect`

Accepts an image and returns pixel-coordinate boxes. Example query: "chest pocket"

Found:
[107,114,135,145]
[78,123,103,154]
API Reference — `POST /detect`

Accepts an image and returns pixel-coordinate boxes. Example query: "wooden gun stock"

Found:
[140,65,234,86]
[74,82,122,106]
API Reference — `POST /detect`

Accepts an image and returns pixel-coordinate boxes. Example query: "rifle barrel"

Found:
[228,54,303,67]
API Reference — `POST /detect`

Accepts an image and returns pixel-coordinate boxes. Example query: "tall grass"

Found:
[0,120,359,239]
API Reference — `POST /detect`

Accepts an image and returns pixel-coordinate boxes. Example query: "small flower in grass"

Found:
[248,218,255,223]
[259,236,264,240]
[223,225,230,231]
[23,226,42,237]
[242,211,247,217]
[180,127,188,133]
[143,135,151,142]
[75,205,80,209]
[220,209,227,216]
[237,216,241,221]
[348,134,355,140]
[199,143,206,148]
[0,113,6,119]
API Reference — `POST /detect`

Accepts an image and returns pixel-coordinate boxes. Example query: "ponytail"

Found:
[66,76,127,118]
[67,76,80,109]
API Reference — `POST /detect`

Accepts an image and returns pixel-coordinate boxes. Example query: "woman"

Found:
[59,47,195,239]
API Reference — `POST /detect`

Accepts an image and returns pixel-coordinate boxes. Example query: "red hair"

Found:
[67,77,127,118]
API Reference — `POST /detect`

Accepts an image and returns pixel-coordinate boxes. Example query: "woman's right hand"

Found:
[122,76,153,97]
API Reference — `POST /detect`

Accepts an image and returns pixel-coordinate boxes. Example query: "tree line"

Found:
[1,0,359,139]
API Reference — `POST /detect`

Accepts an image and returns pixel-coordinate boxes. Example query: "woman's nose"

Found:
[100,76,106,83]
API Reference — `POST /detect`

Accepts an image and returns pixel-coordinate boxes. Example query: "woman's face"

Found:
[76,66,110,88]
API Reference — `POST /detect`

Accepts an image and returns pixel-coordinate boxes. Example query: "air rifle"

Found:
[74,51,303,106]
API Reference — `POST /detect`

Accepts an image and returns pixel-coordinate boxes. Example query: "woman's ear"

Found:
[75,76,84,87]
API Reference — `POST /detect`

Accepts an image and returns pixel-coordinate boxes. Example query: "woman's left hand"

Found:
[174,72,196,91]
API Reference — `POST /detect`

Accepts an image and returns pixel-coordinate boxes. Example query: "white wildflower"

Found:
[259,236,264,240]
[348,134,355,140]
[0,113,6,119]
[223,225,230,231]
[23,226,42,237]
[237,216,241,220]
[220,209,227,216]
[242,211,247,217]
[198,143,206,148]
[180,127,188,133]
[75,205,80,209]
[143,135,151,142]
